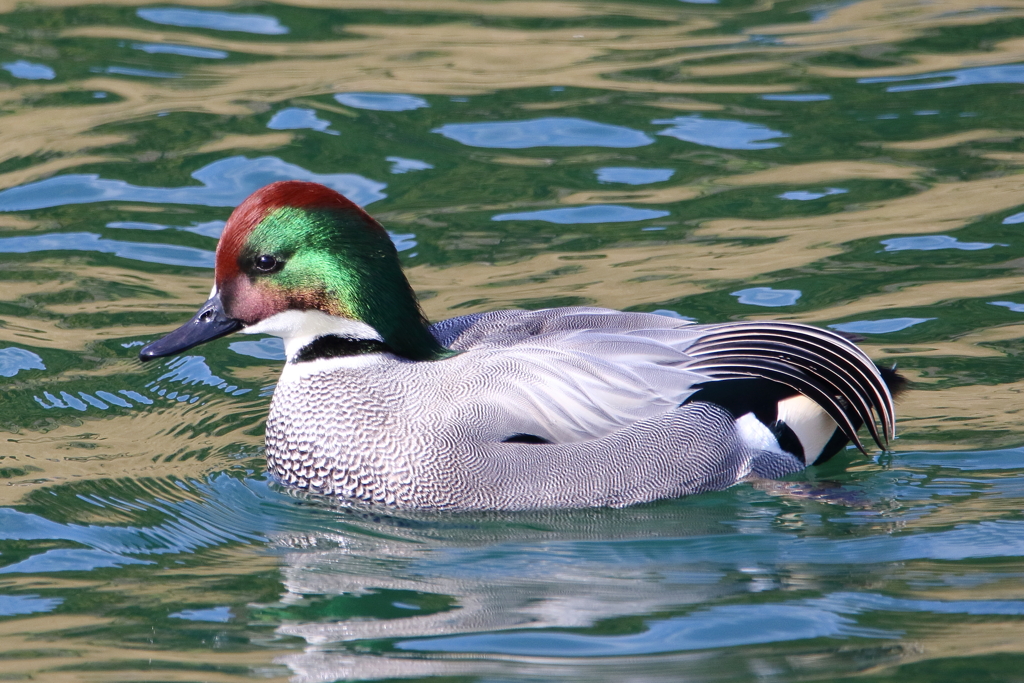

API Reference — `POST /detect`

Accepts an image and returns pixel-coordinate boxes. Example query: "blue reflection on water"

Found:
[830,317,934,333]
[230,337,285,361]
[493,205,670,224]
[390,233,417,251]
[1003,210,1024,224]
[267,107,339,135]
[335,92,429,111]
[0,232,214,267]
[96,66,180,79]
[0,156,386,211]
[653,115,788,150]
[882,235,1001,251]
[990,301,1024,313]
[860,64,1024,92]
[59,392,87,411]
[96,391,133,407]
[157,355,248,395]
[435,117,654,149]
[731,287,801,307]
[653,309,696,321]
[76,393,108,409]
[133,43,228,59]
[596,167,674,185]
[137,7,289,35]
[0,595,63,616]
[107,220,226,239]
[34,389,145,411]
[0,548,153,574]
[900,446,1024,470]
[0,347,45,377]
[0,478,273,573]
[762,93,831,101]
[779,188,847,201]
[120,390,153,405]
[2,60,54,80]
[186,221,227,238]
[387,156,433,174]
[399,599,890,656]
[819,591,1024,616]
[170,606,233,622]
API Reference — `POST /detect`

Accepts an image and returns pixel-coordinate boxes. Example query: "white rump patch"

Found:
[735,412,784,455]
[777,395,838,465]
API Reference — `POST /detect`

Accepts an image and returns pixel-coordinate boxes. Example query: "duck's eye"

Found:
[254,254,279,273]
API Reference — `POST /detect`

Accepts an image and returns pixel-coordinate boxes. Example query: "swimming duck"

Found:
[140,181,904,510]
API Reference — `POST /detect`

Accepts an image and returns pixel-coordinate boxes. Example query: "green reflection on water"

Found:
[3,0,1024,680]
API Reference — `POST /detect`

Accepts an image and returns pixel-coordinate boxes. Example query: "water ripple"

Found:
[0,595,63,616]
[267,108,339,135]
[435,117,654,149]
[596,167,675,185]
[493,205,670,224]
[0,347,45,377]
[0,156,386,212]
[731,287,801,307]
[0,232,215,267]
[861,64,1024,92]
[2,60,54,80]
[335,93,429,111]
[132,42,229,59]
[829,318,935,334]
[137,7,289,35]
[653,116,788,150]
[882,235,1002,251]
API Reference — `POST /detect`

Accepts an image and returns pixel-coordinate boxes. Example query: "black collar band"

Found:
[293,335,392,363]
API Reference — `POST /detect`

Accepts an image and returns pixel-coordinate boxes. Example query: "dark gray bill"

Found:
[139,293,242,361]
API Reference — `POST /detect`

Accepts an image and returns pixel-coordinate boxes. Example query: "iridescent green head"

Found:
[140,181,449,362]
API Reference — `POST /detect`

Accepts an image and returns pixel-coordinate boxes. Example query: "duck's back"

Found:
[431,306,700,350]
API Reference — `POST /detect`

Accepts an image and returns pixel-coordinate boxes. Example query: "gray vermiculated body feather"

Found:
[265,307,884,510]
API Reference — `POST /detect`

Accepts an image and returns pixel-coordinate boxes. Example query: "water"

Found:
[2,1,1024,680]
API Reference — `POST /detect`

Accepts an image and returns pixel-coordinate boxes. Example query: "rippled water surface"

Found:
[4,0,1024,680]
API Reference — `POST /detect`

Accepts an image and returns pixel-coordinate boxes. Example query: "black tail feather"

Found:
[682,322,900,455]
[879,364,909,398]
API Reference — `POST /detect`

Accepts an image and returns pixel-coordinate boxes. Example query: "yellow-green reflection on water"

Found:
[3,0,1024,680]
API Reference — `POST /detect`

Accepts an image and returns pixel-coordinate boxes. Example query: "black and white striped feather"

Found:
[682,322,895,453]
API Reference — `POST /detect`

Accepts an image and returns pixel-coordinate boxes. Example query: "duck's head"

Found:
[139,181,449,363]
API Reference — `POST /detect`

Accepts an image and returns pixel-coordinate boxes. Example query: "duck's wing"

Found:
[431,308,708,444]
[431,308,896,454]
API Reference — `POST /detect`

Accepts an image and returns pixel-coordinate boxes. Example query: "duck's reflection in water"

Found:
[264,493,830,682]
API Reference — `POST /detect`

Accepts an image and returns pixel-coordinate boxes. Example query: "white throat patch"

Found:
[240,310,383,362]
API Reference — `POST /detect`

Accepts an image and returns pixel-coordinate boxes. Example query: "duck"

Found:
[139,180,905,511]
